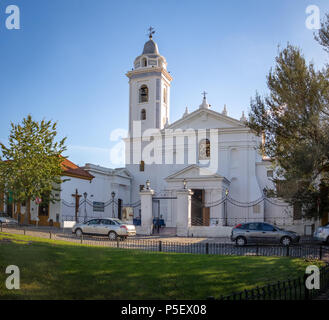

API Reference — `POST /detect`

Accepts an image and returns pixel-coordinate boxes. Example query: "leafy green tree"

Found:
[0,115,66,223]
[247,38,329,219]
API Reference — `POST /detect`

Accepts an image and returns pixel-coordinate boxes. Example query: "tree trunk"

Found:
[24,198,31,225]
[17,202,21,223]
[0,191,4,213]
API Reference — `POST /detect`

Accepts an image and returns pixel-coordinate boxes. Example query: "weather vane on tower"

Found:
[147,26,155,39]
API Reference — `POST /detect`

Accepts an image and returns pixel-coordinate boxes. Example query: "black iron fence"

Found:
[208,263,329,301]
[0,224,327,258]
[2,225,329,300]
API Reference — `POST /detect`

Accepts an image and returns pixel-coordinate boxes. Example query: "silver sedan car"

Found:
[72,218,136,240]
[231,222,300,246]
[0,216,18,226]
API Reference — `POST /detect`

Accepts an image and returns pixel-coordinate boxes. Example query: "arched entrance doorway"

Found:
[191,189,210,226]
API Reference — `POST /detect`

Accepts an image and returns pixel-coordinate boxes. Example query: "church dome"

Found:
[131,29,168,71]
[142,39,159,55]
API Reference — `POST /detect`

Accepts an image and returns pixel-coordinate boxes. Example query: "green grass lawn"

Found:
[0,232,322,300]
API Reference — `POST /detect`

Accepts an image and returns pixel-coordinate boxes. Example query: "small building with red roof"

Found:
[2,158,131,228]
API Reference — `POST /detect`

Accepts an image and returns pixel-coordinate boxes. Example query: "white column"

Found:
[139,189,154,235]
[176,189,193,236]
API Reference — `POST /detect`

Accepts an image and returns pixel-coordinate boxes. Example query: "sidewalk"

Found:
[0,224,319,245]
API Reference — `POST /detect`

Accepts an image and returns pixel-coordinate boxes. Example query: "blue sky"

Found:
[0,0,328,167]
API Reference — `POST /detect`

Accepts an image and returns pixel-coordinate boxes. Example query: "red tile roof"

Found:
[61,158,94,181]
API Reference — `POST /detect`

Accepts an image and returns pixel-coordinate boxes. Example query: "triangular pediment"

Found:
[167,108,245,131]
[165,165,229,183]
[114,168,132,179]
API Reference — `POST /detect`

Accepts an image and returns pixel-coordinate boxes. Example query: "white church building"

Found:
[121,32,304,237]
[2,32,320,236]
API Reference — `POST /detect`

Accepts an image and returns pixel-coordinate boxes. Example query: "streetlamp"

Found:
[146,180,150,190]
[111,191,115,218]
[83,192,87,222]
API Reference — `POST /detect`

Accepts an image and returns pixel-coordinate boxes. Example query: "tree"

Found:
[247,38,329,219]
[0,115,67,223]
[315,13,329,52]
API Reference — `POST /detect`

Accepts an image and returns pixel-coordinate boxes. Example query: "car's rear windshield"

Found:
[112,219,124,225]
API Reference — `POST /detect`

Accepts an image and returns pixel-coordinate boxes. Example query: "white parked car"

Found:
[313,224,329,244]
[72,218,136,240]
[0,216,18,226]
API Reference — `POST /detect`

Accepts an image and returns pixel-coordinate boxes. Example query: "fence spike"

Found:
[262,286,267,300]
[256,286,261,300]
[244,289,249,300]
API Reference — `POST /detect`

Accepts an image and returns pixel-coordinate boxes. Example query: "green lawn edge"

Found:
[0,232,323,300]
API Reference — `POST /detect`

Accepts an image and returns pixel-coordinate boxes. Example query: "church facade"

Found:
[122,33,318,237]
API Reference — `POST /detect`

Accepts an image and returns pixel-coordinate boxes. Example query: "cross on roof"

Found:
[148,26,155,39]
[202,91,208,99]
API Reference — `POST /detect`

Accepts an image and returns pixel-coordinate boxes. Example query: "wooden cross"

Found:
[71,189,82,222]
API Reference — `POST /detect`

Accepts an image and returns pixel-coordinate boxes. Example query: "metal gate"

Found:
[152,192,177,234]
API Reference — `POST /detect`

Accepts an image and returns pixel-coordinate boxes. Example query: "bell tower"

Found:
[126,28,172,135]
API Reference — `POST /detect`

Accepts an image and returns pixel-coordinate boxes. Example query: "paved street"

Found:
[0,224,319,245]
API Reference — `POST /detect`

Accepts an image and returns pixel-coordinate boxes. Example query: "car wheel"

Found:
[236,236,247,246]
[108,231,117,241]
[75,229,83,238]
[281,236,291,246]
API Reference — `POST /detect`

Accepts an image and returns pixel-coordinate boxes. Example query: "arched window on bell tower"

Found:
[139,85,149,103]
[141,109,146,120]
[142,58,147,67]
